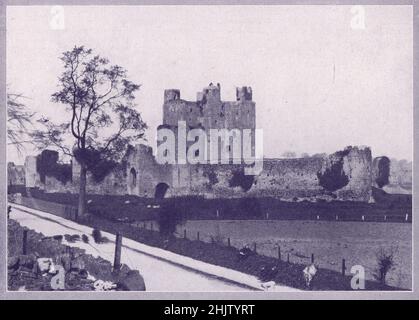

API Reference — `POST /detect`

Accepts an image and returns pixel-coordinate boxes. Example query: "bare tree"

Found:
[32,46,147,217]
[7,92,35,155]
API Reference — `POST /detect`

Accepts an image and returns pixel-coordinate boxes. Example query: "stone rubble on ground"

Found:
[8,220,146,291]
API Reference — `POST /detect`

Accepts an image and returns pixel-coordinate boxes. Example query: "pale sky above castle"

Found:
[6,5,413,164]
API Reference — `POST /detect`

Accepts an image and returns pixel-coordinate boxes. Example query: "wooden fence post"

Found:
[287,253,290,263]
[278,246,281,261]
[197,231,200,241]
[22,229,28,255]
[184,229,187,239]
[342,258,346,276]
[74,207,78,221]
[253,242,257,253]
[113,233,123,272]
[311,253,314,263]
[228,237,231,247]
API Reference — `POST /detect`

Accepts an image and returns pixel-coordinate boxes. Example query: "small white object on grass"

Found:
[303,263,317,288]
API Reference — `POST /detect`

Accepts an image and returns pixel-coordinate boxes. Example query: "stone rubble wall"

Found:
[13,145,376,202]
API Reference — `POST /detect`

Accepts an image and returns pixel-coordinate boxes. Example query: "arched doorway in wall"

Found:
[129,168,137,191]
[154,182,169,199]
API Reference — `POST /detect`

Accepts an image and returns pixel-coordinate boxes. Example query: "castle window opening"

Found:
[129,168,137,188]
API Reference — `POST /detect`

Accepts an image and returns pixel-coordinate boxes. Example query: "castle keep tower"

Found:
[160,83,256,164]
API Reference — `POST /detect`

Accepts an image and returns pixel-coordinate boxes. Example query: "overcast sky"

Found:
[6,5,413,164]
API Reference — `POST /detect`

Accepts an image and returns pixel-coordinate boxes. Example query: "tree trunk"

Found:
[78,164,87,218]
[380,270,386,285]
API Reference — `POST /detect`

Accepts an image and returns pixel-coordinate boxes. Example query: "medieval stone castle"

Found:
[8,84,412,202]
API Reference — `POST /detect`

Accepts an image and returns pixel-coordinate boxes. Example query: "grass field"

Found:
[9,188,412,290]
[176,219,412,289]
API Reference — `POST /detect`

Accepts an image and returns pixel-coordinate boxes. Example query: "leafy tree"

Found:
[312,153,327,158]
[7,92,35,155]
[374,247,397,285]
[281,151,297,159]
[317,150,351,192]
[32,46,147,217]
[374,157,390,188]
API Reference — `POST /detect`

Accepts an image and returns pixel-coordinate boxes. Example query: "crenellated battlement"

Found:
[163,83,255,130]
[236,86,252,102]
[164,89,181,103]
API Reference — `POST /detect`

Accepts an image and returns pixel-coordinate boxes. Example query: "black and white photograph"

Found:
[2,1,417,299]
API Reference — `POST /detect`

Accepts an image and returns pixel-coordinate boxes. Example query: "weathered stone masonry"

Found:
[10,84,410,202]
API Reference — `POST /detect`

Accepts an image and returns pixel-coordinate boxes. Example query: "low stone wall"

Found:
[16,196,78,221]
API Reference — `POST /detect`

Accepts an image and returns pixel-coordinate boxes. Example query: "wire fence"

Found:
[134,221,354,275]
